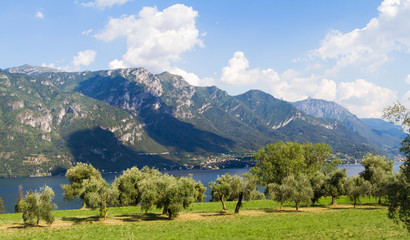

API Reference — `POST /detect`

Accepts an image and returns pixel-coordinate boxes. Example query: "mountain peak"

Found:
[6,64,62,76]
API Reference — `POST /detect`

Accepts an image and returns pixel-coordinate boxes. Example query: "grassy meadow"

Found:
[0,197,408,239]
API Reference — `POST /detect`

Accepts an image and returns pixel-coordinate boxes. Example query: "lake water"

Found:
[0,163,403,213]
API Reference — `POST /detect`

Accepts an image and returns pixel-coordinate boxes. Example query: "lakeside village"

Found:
[192,152,406,170]
[24,151,406,177]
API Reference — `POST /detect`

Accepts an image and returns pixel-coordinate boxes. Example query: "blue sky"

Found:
[1,0,409,118]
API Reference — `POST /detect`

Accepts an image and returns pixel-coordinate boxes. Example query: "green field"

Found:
[0,197,408,239]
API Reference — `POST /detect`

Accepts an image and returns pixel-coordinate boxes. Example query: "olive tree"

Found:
[309,171,327,205]
[282,173,313,210]
[233,174,263,213]
[136,173,206,219]
[209,173,237,210]
[359,154,394,204]
[152,174,206,219]
[324,168,347,205]
[345,176,371,208]
[113,166,162,207]
[209,173,261,213]
[79,176,119,220]
[22,186,57,226]
[61,163,103,209]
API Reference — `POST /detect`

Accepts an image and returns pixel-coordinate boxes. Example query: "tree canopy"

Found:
[22,186,57,226]
[61,163,102,209]
[251,142,332,186]
[384,101,410,231]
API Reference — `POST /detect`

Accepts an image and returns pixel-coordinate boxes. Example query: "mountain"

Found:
[361,118,405,139]
[5,64,62,76]
[0,70,172,177]
[0,66,380,177]
[292,98,403,156]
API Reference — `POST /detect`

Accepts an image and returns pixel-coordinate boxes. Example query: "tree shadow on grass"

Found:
[8,223,47,229]
[199,211,233,217]
[263,208,298,213]
[61,216,100,224]
[116,213,170,222]
[327,206,382,211]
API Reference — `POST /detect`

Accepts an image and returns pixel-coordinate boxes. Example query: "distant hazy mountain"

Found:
[293,98,403,156]
[0,66,379,177]
[361,118,405,139]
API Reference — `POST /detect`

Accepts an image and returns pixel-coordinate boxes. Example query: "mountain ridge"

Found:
[0,65,395,177]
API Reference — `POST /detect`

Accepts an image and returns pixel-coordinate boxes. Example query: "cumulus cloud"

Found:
[43,50,97,72]
[82,0,132,9]
[405,74,410,84]
[35,11,44,19]
[95,3,203,80]
[72,50,97,67]
[337,79,397,118]
[314,79,337,101]
[221,51,280,86]
[219,51,397,118]
[218,51,338,102]
[310,0,410,75]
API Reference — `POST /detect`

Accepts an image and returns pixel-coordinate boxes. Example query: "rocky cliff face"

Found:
[0,66,388,177]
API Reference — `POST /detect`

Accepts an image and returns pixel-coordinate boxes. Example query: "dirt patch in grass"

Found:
[0,205,386,230]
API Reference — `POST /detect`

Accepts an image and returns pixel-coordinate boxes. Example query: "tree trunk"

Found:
[296,201,299,211]
[37,217,40,226]
[104,206,108,220]
[163,207,168,215]
[81,201,86,210]
[221,196,227,210]
[331,196,336,205]
[378,196,381,205]
[168,209,173,219]
[234,192,243,214]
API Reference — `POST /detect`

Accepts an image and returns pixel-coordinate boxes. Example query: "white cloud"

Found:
[35,11,44,19]
[314,79,337,101]
[81,29,93,36]
[170,67,201,86]
[221,51,280,86]
[337,79,397,118]
[41,63,56,68]
[401,90,410,108]
[44,50,97,72]
[405,74,410,84]
[218,51,398,118]
[95,4,203,75]
[310,0,410,76]
[82,0,132,9]
[218,52,337,102]
[72,50,97,67]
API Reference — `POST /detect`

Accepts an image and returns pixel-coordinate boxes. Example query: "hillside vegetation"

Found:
[0,66,395,177]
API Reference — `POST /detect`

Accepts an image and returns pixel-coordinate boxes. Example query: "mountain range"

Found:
[0,65,404,177]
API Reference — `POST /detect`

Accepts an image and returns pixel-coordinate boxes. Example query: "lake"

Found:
[0,163,403,213]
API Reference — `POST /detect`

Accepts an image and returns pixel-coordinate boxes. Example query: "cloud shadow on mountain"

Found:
[75,74,236,155]
[66,127,175,171]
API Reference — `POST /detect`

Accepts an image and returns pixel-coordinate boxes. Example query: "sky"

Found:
[1,0,410,118]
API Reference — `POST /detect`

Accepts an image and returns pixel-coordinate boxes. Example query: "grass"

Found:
[0,197,408,239]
